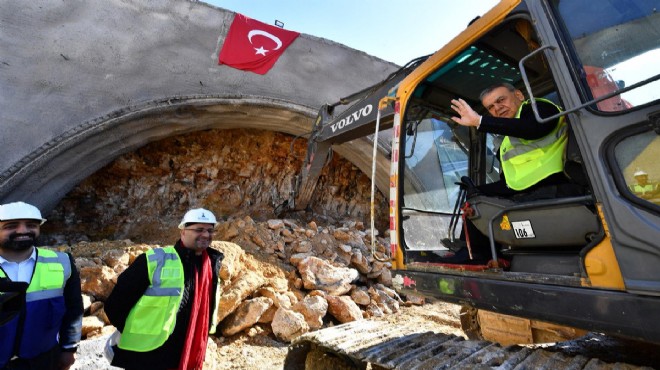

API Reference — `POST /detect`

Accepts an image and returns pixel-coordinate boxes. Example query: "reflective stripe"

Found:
[25,288,64,302]
[502,121,567,161]
[144,287,181,296]
[147,248,179,296]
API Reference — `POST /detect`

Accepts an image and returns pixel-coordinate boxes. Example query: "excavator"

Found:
[284,0,660,368]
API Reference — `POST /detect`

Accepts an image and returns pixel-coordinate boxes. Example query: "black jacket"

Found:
[478,99,561,140]
[104,241,223,370]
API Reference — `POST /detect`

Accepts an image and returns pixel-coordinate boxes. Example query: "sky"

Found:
[204,0,499,66]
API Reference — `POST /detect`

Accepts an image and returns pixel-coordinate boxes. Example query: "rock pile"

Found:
[65,216,416,345]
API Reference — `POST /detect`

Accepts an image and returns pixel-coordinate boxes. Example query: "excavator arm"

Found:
[292,57,427,211]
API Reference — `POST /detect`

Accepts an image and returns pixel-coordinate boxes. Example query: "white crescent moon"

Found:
[247,30,283,50]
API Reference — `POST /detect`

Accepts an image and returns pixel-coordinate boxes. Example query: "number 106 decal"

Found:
[511,220,535,239]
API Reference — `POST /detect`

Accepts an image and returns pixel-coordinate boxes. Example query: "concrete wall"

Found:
[0,0,398,211]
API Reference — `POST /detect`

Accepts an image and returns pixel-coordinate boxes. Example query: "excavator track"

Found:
[284,319,654,369]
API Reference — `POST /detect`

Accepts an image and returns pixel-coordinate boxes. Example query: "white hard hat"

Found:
[0,201,46,225]
[634,170,648,177]
[178,208,218,229]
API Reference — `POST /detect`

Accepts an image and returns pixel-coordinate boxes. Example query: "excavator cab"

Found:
[392,0,660,344]
[287,1,660,366]
[398,14,596,269]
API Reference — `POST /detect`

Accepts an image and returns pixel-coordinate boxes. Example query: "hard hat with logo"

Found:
[0,201,46,225]
[634,170,648,177]
[178,208,218,229]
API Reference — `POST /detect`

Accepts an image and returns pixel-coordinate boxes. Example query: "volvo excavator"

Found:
[284,0,660,368]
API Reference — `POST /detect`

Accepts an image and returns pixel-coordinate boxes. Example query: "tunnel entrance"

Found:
[41,128,388,245]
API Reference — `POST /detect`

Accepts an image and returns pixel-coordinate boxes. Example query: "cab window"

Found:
[553,0,660,111]
[614,130,660,206]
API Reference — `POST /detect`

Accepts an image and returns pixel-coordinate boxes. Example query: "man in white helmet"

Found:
[630,170,659,200]
[105,208,225,370]
[0,201,83,370]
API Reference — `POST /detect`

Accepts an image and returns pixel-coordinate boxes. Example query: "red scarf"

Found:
[178,249,212,370]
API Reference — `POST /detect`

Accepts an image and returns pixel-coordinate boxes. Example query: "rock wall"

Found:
[42,128,388,244]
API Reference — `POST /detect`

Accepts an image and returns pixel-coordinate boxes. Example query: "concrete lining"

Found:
[0,0,398,212]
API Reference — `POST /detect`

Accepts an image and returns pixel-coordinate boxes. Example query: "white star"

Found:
[254,46,268,56]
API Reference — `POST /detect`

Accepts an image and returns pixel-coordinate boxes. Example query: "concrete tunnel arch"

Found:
[1,95,392,213]
[0,0,399,214]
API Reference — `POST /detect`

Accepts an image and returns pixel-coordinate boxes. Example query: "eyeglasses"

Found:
[184,228,215,235]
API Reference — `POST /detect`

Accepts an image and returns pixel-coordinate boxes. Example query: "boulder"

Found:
[297,256,358,296]
[271,307,309,342]
[221,297,273,336]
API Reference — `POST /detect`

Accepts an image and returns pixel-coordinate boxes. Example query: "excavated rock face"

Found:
[41,128,388,244]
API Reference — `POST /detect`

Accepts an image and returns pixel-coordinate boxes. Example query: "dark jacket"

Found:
[478,98,561,140]
[104,241,223,370]
[0,250,83,370]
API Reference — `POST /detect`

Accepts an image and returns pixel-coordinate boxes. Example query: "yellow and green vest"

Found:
[500,98,567,190]
[118,247,184,352]
[118,247,222,352]
[631,183,655,196]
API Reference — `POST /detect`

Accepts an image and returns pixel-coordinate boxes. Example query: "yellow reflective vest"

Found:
[500,98,567,190]
[118,247,184,352]
[631,183,656,196]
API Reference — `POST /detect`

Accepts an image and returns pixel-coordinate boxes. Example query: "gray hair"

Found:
[479,82,517,102]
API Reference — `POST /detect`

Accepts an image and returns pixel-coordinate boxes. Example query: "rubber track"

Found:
[290,320,654,369]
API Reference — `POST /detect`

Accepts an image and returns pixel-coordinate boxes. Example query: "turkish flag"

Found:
[218,14,300,75]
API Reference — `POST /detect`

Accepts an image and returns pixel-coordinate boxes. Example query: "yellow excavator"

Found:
[284,0,660,368]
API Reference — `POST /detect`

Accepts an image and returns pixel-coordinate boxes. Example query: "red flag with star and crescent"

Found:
[218,14,300,75]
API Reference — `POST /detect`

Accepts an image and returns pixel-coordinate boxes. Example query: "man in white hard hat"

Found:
[105,208,224,370]
[630,170,658,200]
[0,201,83,370]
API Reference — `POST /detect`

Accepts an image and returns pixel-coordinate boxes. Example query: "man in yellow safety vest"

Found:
[105,208,224,370]
[439,83,572,264]
[451,82,569,197]
[630,170,659,200]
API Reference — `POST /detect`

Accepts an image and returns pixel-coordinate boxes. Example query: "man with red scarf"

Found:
[105,208,224,370]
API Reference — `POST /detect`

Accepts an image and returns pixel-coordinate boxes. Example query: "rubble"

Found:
[63,217,420,344]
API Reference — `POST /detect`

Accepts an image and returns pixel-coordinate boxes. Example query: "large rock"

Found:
[79,265,116,300]
[297,256,358,296]
[350,286,371,306]
[271,307,309,342]
[212,241,245,284]
[293,295,328,330]
[217,270,268,322]
[326,295,363,323]
[221,297,273,337]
